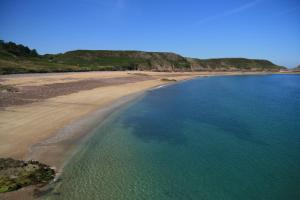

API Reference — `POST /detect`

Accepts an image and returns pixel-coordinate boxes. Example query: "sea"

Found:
[45,74,300,200]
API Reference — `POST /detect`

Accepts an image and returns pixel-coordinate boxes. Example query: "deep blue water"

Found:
[47,75,300,200]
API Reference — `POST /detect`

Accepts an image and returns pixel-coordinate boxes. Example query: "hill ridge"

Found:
[0,40,285,74]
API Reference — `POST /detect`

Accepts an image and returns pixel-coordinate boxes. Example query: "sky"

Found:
[0,0,299,68]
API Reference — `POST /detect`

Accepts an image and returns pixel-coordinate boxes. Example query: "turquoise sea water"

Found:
[47,75,300,200]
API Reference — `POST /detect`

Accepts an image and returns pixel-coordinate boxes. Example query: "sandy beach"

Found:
[0,72,203,162]
[0,71,271,199]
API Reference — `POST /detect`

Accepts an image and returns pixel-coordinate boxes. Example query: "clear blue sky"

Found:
[0,0,299,67]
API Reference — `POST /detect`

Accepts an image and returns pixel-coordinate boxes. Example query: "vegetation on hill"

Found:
[0,40,38,58]
[0,158,55,193]
[187,57,283,71]
[0,40,285,74]
[45,50,191,71]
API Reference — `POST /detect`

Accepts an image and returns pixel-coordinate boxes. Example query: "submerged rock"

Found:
[0,158,55,193]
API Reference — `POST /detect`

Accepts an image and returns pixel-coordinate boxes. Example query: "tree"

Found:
[0,41,39,57]
[31,49,38,56]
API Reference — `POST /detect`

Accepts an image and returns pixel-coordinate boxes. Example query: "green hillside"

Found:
[187,57,283,71]
[0,41,285,74]
[46,50,191,71]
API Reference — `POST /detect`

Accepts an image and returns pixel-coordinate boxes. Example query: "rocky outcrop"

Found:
[0,158,55,193]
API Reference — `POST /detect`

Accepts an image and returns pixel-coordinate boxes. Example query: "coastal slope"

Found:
[0,41,284,74]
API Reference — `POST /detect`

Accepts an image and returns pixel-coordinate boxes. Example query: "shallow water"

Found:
[46,75,300,200]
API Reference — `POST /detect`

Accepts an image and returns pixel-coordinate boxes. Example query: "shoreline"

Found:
[28,91,146,173]
[24,71,298,166]
[0,71,298,199]
[0,71,203,159]
[27,73,205,170]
